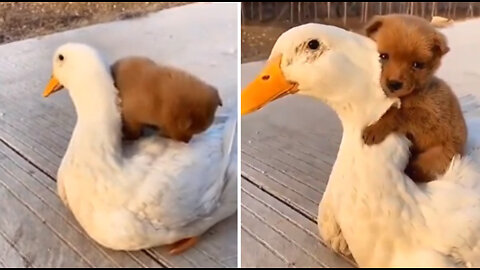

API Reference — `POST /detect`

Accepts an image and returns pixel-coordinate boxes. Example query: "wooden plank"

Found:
[247,132,338,172]
[0,122,61,175]
[243,148,323,200]
[242,179,354,268]
[146,215,237,268]
[241,227,290,268]
[241,112,340,183]
[193,215,237,267]
[242,161,318,220]
[242,114,341,157]
[0,90,73,141]
[242,143,328,192]
[0,169,90,267]
[0,142,153,268]
[0,230,28,267]
[242,204,321,267]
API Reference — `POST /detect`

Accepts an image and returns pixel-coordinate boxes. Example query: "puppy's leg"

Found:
[405,145,453,182]
[122,118,143,140]
[363,107,400,145]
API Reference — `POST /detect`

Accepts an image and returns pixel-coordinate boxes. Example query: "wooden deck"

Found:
[240,61,354,268]
[0,3,238,268]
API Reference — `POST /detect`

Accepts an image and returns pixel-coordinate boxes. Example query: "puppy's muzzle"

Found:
[387,80,403,92]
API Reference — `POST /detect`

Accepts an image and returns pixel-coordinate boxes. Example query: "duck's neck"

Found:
[68,76,122,162]
[331,89,397,135]
[305,69,397,135]
[301,59,404,182]
[313,71,421,205]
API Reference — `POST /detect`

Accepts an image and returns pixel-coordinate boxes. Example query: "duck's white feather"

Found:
[267,22,480,267]
[53,43,236,250]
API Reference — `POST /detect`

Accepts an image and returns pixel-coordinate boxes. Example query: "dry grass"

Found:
[241,17,366,62]
[0,2,189,44]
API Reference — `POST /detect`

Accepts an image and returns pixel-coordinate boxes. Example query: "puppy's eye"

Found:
[307,39,320,50]
[379,53,389,60]
[412,61,424,69]
[58,54,64,61]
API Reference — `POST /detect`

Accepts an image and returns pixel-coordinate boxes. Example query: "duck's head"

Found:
[242,23,396,125]
[43,43,112,99]
[43,43,120,125]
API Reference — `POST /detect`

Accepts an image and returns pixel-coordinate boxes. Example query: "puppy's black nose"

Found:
[387,80,403,91]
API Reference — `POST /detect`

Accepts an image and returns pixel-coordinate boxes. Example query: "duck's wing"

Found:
[203,116,236,204]
[123,116,237,229]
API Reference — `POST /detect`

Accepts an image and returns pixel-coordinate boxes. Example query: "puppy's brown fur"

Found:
[362,14,467,182]
[111,57,222,143]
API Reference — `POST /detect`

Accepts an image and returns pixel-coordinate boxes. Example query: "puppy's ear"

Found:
[364,16,384,39]
[432,32,450,56]
[217,93,223,107]
[212,87,223,107]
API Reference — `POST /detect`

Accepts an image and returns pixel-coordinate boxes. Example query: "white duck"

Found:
[241,23,480,267]
[43,43,237,253]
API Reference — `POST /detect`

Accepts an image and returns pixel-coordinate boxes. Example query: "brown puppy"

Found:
[362,14,467,182]
[111,57,222,143]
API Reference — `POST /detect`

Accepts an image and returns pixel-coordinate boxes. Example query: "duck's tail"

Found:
[196,114,237,217]
[220,115,237,189]
[209,114,237,198]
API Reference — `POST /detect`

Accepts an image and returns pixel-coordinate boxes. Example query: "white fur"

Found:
[51,43,237,250]
[270,24,480,267]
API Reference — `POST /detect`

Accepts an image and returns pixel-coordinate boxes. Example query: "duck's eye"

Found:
[307,39,320,50]
[58,54,64,61]
[379,53,389,60]
[412,61,425,69]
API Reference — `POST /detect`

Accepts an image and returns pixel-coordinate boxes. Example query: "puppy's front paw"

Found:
[405,163,433,182]
[362,124,388,145]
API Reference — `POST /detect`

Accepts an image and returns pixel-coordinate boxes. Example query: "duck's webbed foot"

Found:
[169,237,199,255]
[318,201,351,256]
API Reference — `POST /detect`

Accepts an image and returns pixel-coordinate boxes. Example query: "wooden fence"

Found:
[242,2,480,25]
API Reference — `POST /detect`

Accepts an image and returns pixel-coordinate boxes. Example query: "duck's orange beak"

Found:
[43,76,64,97]
[241,55,298,115]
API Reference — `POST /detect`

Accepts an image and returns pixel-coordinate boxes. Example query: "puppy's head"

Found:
[180,84,222,136]
[364,14,449,97]
[195,85,222,131]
